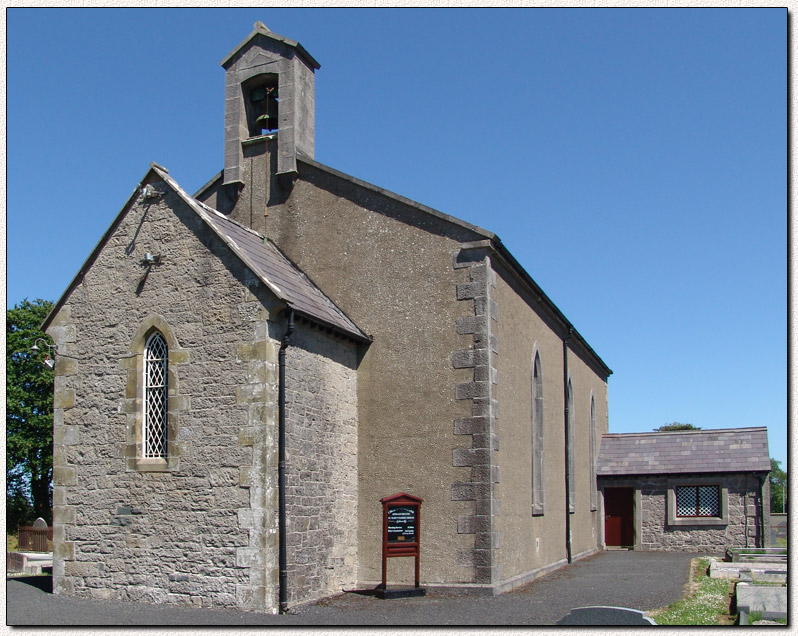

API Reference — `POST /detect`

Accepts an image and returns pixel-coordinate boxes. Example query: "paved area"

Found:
[6,550,708,626]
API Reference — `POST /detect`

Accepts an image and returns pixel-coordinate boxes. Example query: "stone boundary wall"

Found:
[451,245,500,584]
[284,323,359,605]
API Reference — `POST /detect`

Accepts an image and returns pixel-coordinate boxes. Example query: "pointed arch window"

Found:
[567,379,575,513]
[144,332,168,458]
[589,395,598,511]
[532,352,545,515]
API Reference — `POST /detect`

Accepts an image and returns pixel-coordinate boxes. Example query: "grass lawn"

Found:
[648,558,736,626]
[7,533,19,552]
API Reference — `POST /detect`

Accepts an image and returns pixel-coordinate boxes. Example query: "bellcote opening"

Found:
[245,76,279,137]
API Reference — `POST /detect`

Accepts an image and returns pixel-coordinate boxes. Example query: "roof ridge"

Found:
[602,426,768,437]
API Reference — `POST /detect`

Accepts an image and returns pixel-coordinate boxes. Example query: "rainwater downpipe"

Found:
[563,326,573,564]
[757,473,766,548]
[278,309,295,614]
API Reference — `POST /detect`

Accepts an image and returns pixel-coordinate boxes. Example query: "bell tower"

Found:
[221,22,319,191]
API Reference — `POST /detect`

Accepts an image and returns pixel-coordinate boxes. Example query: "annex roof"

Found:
[43,164,367,343]
[596,427,770,476]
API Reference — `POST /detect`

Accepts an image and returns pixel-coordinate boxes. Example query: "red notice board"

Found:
[380,493,423,589]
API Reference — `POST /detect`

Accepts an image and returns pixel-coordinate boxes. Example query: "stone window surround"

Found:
[531,347,544,516]
[566,378,575,514]
[589,394,597,512]
[123,314,188,472]
[666,477,729,527]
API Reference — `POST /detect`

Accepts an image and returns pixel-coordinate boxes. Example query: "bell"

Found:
[255,113,274,131]
[255,94,279,132]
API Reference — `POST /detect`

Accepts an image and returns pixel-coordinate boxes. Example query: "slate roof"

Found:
[152,166,367,342]
[596,427,770,476]
[42,164,368,343]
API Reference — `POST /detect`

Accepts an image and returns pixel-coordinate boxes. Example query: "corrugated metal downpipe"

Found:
[278,309,295,614]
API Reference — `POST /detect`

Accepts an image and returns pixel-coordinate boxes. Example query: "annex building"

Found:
[42,24,767,614]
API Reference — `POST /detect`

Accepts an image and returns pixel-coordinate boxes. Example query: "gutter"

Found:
[278,309,295,613]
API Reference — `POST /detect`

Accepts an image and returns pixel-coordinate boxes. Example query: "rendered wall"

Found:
[565,332,609,558]
[199,143,612,589]
[257,157,492,587]
[490,257,608,587]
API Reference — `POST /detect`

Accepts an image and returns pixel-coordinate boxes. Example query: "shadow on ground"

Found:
[9,575,53,593]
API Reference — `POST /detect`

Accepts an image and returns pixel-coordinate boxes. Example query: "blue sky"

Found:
[7,9,787,467]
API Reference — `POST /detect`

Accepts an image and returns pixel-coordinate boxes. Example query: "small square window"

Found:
[676,485,720,517]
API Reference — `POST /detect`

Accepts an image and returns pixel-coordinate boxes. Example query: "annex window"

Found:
[144,331,168,458]
[667,479,728,526]
[676,485,721,518]
[532,352,544,515]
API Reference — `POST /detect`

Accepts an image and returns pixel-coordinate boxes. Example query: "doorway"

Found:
[604,487,635,548]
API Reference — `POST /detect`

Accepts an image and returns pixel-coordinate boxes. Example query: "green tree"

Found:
[654,422,701,432]
[7,299,54,531]
[769,458,787,513]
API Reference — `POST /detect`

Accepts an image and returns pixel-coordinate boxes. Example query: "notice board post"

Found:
[379,493,425,598]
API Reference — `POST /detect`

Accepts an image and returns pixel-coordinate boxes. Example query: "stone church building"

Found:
[45,23,630,613]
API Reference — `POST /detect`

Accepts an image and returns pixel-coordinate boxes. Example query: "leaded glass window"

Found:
[676,485,720,517]
[144,332,168,458]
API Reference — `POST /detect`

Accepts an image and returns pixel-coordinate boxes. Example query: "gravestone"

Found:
[32,518,48,528]
[556,606,657,625]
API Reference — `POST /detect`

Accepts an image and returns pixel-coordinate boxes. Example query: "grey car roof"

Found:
[596,427,770,476]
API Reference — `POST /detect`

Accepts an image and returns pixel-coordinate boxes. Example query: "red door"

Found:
[604,487,634,547]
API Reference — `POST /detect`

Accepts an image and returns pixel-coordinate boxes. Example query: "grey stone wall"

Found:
[629,473,766,551]
[451,243,500,584]
[48,174,286,612]
[284,322,359,605]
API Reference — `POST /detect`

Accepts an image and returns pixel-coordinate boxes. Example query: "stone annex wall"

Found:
[283,323,359,605]
[636,473,766,551]
[49,174,298,613]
